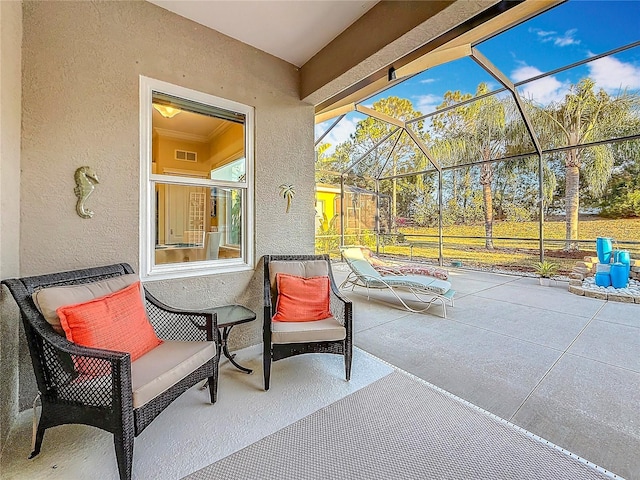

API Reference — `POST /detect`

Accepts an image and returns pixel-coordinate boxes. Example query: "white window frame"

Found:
[139,76,254,280]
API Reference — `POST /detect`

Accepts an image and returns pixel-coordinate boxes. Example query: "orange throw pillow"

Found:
[57,282,162,373]
[273,273,332,322]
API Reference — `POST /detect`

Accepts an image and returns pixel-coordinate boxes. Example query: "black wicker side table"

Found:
[200,304,256,374]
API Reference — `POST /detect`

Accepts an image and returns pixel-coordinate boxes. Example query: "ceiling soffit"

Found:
[300,1,454,101]
[309,0,560,115]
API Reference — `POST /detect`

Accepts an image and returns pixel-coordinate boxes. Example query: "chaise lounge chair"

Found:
[340,254,455,317]
[341,246,449,280]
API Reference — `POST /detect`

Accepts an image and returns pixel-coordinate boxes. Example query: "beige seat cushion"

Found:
[32,274,141,334]
[271,317,346,344]
[131,340,216,408]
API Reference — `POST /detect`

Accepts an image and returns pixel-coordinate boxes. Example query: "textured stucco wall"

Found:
[19,0,315,408]
[0,0,22,450]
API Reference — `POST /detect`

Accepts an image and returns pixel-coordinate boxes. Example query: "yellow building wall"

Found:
[155,137,211,175]
[315,190,338,231]
[209,123,244,169]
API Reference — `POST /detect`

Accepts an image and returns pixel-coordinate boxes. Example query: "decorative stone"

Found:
[573,266,589,275]
[631,266,640,273]
[575,261,593,269]
[567,268,640,304]
[584,256,598,263]
[569,285,585,296]
[608,293,634,303]
[584,290,608,300]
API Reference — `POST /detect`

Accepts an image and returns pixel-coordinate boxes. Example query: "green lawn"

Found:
[400,218,640,243]
[319,217,640,275]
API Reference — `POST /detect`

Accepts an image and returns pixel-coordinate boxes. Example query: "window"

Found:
[140,76,254,279]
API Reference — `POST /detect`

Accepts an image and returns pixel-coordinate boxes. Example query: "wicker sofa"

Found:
[1,263,219,480]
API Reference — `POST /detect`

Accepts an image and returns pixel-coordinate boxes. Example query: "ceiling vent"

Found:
[175,149,197,162]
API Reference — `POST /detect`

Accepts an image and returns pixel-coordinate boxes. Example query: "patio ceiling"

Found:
[147,1,560,109]
[146,0,380,68]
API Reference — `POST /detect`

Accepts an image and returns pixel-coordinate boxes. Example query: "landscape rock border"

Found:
[568,256,640,304]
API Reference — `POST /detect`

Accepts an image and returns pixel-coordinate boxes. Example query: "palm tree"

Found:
[431,83,507,249]
[279,184,296,213]
[523,78,639,250]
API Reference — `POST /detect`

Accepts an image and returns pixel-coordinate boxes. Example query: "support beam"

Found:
[470,47,514,91]
[315,104,355,124]
[311,1,556,115]
[376,130,403,180]
[442,0,560,52]
[340,175,345,247]
[315,76,402,117]
[355,105,405,128]
[471,46,543,156]
[404,125,441,172]
[395,44,471,80]
[512,93,544,155]
[343,127,401,175]
[315,114,345,146]
[302,1,455,103]
[438,170,444,266]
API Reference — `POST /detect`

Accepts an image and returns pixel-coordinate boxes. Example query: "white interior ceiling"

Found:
[147,0,378,67]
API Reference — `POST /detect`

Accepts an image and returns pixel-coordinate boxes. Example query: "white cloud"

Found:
[587,55,640,92]
[413,94,441,114]
[529,27,580,47]
[315,117,358,155]
[511,65,543,83]
[512,65,570,105]
[553,28,580,47]
[530,27,556,38]
[419,78,437,84]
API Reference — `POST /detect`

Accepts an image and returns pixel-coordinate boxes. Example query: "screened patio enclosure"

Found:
[315,1,640,275]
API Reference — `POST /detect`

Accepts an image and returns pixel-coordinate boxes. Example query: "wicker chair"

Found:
[1,263,219,480]
[263,254,352,390]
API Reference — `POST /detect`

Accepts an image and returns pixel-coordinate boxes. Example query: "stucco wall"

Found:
[0,0,22,450]
[18,0,315,407]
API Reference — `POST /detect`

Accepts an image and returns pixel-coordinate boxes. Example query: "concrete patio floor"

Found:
[0,347,393,479]
[1,266,637,479]
[332,263,640,480]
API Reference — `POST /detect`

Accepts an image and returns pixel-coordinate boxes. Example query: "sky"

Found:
[316,0,640,153]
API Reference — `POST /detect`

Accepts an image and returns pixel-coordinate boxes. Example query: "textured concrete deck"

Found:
[2,266,637,479]
[0,347,393,480]
[333,263,639,480]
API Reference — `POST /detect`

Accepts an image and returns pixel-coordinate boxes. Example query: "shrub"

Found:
[600,190,640,218]
[533,260,559,278]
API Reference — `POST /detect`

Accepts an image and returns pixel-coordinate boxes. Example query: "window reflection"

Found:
[151,91,246,266]
[154,184,243,265]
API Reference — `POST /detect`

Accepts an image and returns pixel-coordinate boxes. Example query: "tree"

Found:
[314,97,428,237]
[599,138,640,217]
[315,141,352,185]
[340,97,428,229]
[525,78,639,249]
[431,83,507,249]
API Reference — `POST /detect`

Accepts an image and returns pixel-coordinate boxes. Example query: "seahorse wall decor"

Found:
[74,166,99,219]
